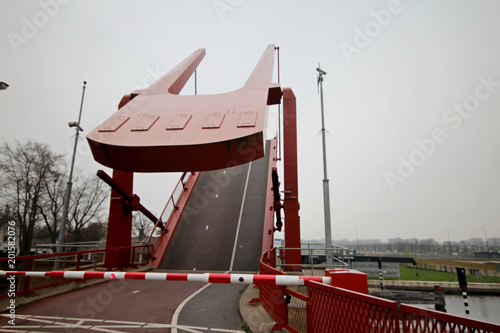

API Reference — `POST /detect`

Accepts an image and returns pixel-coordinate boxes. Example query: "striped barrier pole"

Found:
[0,271,331,286]
[378,258,384,290]
[456,267,470,315]
[461,289,470,315]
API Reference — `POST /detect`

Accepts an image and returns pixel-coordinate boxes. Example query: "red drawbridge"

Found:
[86,45,301,271]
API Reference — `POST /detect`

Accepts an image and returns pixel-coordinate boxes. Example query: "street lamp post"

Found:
[355,227,359,255]
[317,65,333,267]
[481,226,490,259]
[55,81,87,269]
[447,228,452,256]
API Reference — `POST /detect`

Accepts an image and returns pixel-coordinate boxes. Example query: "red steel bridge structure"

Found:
[2,45,499,332]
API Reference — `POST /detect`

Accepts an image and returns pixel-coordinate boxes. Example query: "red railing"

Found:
[306,280,400,333]
[256,255,288,331]
[401,303,500,333]
[0,245,152,299]
[257,250,311,332]
[257,251,500,333]
[146,172,196,244]
[286,288,308,333]
[147,171,200,268]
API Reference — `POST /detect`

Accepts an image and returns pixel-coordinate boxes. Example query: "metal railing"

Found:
[34,241,105,256]
[306,280,400,333]
[255,255,288,331]
[276,245,352,273]
[146,172,193,244]
[257,250,500,333]
[0,244,152,300]
[401,303,500,333]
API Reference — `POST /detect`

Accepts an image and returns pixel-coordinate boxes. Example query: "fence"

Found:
[401,304,500,333]
[257,250,500,333]
[277,245,352,273]
[0,244,152,299]
[405,262,500,278]
[254,256,288,331]
[35,241,105,254]
[305,281,399,333]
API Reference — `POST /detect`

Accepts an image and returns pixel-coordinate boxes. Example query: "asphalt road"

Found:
[160,141,270,272]
[0,279,205,332]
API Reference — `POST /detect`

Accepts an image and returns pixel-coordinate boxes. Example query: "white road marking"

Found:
[171,284,212,333]
[229,162,252,272]
[0,314,244,332]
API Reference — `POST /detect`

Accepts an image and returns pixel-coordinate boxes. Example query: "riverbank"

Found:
[368,279,500,295]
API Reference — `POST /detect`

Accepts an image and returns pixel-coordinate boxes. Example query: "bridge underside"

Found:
[159,141,271,272]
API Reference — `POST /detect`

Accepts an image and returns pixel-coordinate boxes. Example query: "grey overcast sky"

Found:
[1,1,499,243]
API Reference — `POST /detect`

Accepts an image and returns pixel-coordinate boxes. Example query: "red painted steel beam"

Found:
[282,88,302,271]
[0,271,331,286]
[104,170,133,269]
[261,137,279,256]
[96,170,163,230]
[87,45,281,172]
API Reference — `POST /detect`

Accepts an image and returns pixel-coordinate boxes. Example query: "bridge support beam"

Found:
[282,88,302,271]
[105,170,133,269]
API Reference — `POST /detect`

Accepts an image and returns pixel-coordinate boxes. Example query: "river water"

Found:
[416,294,500,325]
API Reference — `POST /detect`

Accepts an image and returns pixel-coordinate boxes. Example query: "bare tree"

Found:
[0,140,63,255]
[132,211,155,242]
[66,174,107,242]
[37,167,66,246]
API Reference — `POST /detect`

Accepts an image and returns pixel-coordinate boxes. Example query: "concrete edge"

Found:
[239,285,277,333]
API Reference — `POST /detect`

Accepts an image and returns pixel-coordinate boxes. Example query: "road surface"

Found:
[160,141,270,272]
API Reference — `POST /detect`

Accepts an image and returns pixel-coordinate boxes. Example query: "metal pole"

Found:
[355,227,359,255]
[481,226,490,258]
[456,267,470,315]
[378,258,384,290]
[447,228,452,257]
[317,66,333,267]
[55,81,87,269]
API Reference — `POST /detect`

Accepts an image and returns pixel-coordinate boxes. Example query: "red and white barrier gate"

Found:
[0,271,331,286]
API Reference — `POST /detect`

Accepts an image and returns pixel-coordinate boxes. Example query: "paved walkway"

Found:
[0,278,248,332]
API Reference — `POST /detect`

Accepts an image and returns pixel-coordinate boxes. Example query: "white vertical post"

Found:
[317,66,333,267]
